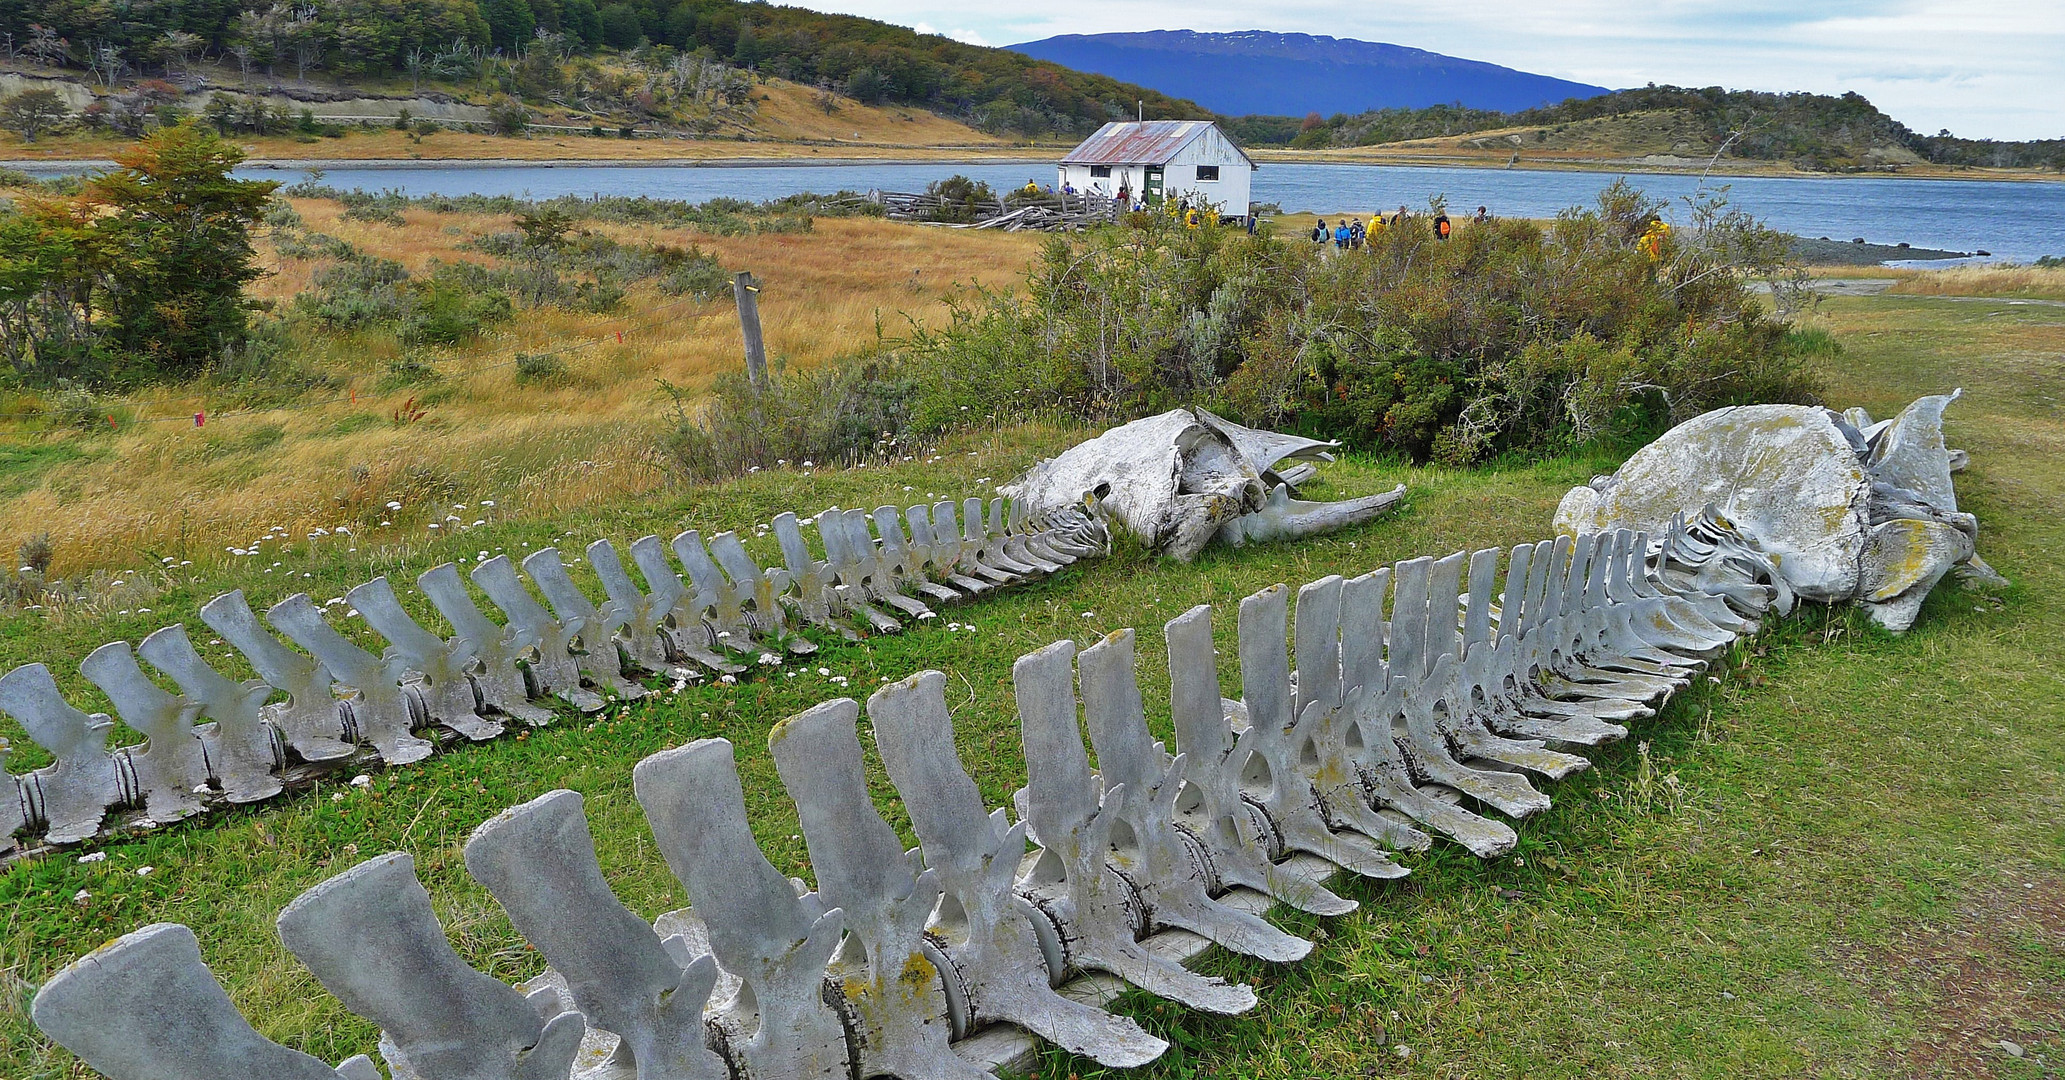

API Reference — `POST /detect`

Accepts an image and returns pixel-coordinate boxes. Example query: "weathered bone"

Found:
[1013,640,1260,1014]
[772,512,845,636]
[1334,571,1518,859]
[1079,629,1313,963]
[874,505,963,603]
[1218,482,1409,548]
[662,530,761,666]
[200,590,352,761]
[1235,586,1409,878]
[464,789,728,1080]
[708,530,811,653]
[80,641,208,823]
[769,699,981,1080]
[266,593,432,766]
[524,548,647,699]
[276,852,585,1080]
[631,739,850,1079]
[867,672,1168,1067]
[31,922,379,1080]
[815,509,910,632]
[1163,605,1356,914]
[470,554,604,714]
[1289,575,1436,854]
[348,577,503,742]
[0,739,25,846]
[138,624,283,803]
[415,563,555,726]
[0,664,120,844]
[588,538,702,677]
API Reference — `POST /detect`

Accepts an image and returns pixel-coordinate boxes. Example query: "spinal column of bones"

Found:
[0,499,1105,852]
[30,525,1774,1079]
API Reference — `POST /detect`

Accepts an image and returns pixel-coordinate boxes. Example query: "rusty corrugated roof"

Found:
[1060,121,1245,166]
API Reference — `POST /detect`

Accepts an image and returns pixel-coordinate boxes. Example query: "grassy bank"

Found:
[0,285,2060,1077]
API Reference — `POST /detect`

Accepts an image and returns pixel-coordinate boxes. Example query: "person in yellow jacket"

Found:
[1638,217,1671,261]
[1366,211,1387,244]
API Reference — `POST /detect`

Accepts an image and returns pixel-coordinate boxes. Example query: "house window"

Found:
[1089,165,1111,178]
[1196,165,1220,181]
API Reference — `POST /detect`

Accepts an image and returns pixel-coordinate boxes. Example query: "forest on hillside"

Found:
[1227,85,2065,171]
[0,0,1200,136]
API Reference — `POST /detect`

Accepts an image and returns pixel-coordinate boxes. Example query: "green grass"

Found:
[1,296,2062,1078]
[0,443,98,503]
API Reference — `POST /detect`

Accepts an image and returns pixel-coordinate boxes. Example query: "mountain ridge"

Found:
[1008,30,1611,118]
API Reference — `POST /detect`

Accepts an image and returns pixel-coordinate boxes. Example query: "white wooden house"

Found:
[1056,121,1256,216]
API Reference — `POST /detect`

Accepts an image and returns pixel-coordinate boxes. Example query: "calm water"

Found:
[221,160,2065,262]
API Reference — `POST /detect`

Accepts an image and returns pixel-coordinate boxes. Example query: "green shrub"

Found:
[376,358,443,392]
[892,181,1819,464]
[514,352,569,383]
[662,359,917,481]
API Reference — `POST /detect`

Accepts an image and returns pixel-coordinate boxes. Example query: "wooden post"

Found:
[732,271,769,392]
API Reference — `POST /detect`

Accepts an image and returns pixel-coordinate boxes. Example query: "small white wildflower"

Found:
[917,611,937,620]
[472,519,485,527]
[332,791,345,801]
[428,523,441,529]
[351,774,372,787]
[758,653,780,665]
[481,500,495,507]
[136,866,154,876]
[719,674,737,684]
[387,501,402,510]
[78,851,107,864]
[1081,611,1096,619]
[818,667,831,676]
[72,889,91,905]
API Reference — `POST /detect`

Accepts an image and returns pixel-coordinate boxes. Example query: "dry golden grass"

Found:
[0,207,1045,573]
[1879,263,2065,301]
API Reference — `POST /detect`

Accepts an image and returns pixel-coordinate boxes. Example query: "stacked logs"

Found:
[30,521,1785,1079]
[0,498,1106,855]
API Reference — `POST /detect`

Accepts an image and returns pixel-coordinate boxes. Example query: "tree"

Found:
[83,125,281,379]
[0,89,68,142]
[481,0,538,51]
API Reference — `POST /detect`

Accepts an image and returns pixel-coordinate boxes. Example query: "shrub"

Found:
[514,352,569,383]
[662,358,917,481]
[891,182,1819,463]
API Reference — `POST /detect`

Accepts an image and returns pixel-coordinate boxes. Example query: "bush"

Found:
[921,175,999,224]
[817,180,1821,469]
[662,358,917,481]
[514,352,569,383]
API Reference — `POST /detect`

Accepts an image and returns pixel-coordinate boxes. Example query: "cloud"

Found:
[801,0,2065,139]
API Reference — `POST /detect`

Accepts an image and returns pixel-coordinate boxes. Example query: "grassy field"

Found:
[0,199,1045,575]
[0,278,2059,1077]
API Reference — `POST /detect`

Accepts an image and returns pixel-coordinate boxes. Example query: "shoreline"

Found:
[2,155,1059,173]
[4,149,2060,184]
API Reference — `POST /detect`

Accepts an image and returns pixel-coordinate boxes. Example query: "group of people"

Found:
[1311,205,1492,250]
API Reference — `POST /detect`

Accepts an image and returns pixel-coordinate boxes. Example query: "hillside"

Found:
[0,0,1203,139]
[0,65,1017,163]
[1243,85,2065,173]
[1009,30,1608,117]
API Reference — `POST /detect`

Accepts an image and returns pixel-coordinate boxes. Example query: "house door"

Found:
[1144,166,1164,203]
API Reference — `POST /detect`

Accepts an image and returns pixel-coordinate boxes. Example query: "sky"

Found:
[820,1,2065,141]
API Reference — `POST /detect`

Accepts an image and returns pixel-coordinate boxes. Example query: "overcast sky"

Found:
[806,1,2064,141]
